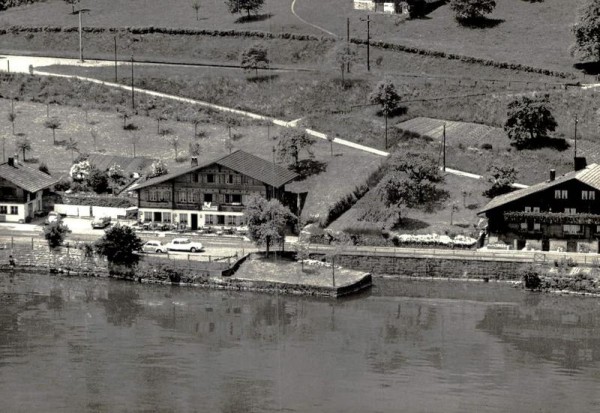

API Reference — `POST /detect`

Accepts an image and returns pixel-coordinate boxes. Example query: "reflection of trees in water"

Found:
[477,301,600,370]
[248,297,294,342]
[101,285,142,327]
[219,376,274,413]
[366,303,438,375]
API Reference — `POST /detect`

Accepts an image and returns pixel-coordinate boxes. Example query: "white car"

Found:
[44,211,61,225]
[142,240,166,254]
[166,238,204,253]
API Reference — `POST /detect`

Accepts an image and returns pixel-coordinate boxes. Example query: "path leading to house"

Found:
[290,0,339,38]
[3,54,527,185]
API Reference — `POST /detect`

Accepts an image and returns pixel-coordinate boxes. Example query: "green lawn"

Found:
[0,0,589,74]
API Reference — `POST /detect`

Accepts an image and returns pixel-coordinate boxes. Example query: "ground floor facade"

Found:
[139,208,245,230]
[488,233,599,253]
[0,192,43,223]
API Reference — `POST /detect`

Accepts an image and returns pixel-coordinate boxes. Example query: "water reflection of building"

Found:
[477,301,600,370]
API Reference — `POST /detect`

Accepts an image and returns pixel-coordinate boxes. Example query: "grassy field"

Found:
[328,164,490,237]
[0,98,382,222]
[0,0,589,74]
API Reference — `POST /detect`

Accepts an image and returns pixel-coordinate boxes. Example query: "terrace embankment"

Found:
[0,247,371,298]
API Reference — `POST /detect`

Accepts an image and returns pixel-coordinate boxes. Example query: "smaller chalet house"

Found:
[132,150,299,230]
[0,157,59,222]
[479,162,600,253]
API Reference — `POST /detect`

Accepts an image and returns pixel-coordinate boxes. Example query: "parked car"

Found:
[166,238,204,253]
[91,216,111,229]
[142,240,167,254]
[44,211,61,225]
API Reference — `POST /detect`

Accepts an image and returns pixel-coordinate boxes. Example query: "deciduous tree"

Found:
[369,79,401,149]
[450,0,496,21]
[225,0,264,17]
[191,0,201,20]
[571,0,600,63]
[332,42,358,84]
[148,160,168,178]
[16,137,31,162]
[244,195,295,254]
[65,137,79,162]
[483,164,518,198]
[240,44,269,76]
[88,167,109,194]
[64,0,79,13]
[94,225,143,269]
[44,117,61,145]
[276,128,315,167]
[382,151,449,213]
[504,96,557,149]
[44,220,70,249]
[7,112,15,135]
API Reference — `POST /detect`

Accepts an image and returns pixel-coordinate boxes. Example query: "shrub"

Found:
[480,143,493,150]
[43,221,70,249]
[522,269,541,290]
[54,177,71,191]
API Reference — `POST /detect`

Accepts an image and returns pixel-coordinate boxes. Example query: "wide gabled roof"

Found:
[479,163,600,214]
[0,161,59,193]
[132,150,299,191]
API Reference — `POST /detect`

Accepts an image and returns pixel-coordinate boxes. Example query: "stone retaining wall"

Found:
[314,253,528,280]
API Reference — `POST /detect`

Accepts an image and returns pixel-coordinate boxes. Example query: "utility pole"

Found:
[574,114,578,159]
[443,123,446,171]
[346,17,350,73]
[130,55,135,111]
[384,112,388,149]
[114,36,118,82]
[77,9,90,63]
[366,15,370,71]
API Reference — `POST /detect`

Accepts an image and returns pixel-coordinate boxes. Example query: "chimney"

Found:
[190,157,198,167]
[574,156,587,172]
[7,157,14,167]
[549,169,556,181]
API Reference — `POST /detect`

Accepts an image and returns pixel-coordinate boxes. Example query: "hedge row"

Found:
[321,164,386,228]
[61,194,135,208]
[0,25,329,41]
[351,38,576,79]
[0,0,44,11]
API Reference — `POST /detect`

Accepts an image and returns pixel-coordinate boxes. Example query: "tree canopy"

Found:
[94,225,143,268]
[368,79,401,117]
[571,0,600,63]
[276,128,315,167]
[240,44,269,75]
[483,164,518,198]
[244,195,295,254]
[43,220,70,249]
[504,96,557,149]
[332,42,358,84]
[148,160,169,178]
[225,0,264,16]
[381,151,449,213]
[450,0,496,21]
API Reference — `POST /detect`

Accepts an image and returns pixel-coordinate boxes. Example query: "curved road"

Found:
[290,0,339,38]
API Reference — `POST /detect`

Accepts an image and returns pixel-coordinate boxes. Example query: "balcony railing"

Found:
[504,211,600,225]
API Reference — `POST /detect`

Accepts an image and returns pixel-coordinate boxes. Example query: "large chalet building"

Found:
[479,161,600,253]
[132,150,299,230]
[0,157,58,223]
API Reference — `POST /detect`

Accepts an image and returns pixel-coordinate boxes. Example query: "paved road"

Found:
[290,0,339,38]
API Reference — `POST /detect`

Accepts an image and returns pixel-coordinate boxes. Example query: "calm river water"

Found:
[2,274,600,412]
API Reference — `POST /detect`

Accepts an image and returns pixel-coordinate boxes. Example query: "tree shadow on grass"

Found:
[457,17,505,29]
[514,136,570,151]
[394,218,430,231]
[290,159,327,181]
[573,61,600,76]
[235,13,273,24]
[375,106,408,118]
[247,74,280,83]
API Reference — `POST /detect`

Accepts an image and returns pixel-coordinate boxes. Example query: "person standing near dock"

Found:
[8,255,16,276]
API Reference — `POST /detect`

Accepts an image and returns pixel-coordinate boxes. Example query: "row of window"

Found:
[525,207,583,214]
[554,190,596,200]
[191,173,253,185]
[0,206,18,215]
[520,222,584,234]
[146,190,243,204]
[142,211,244,226]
